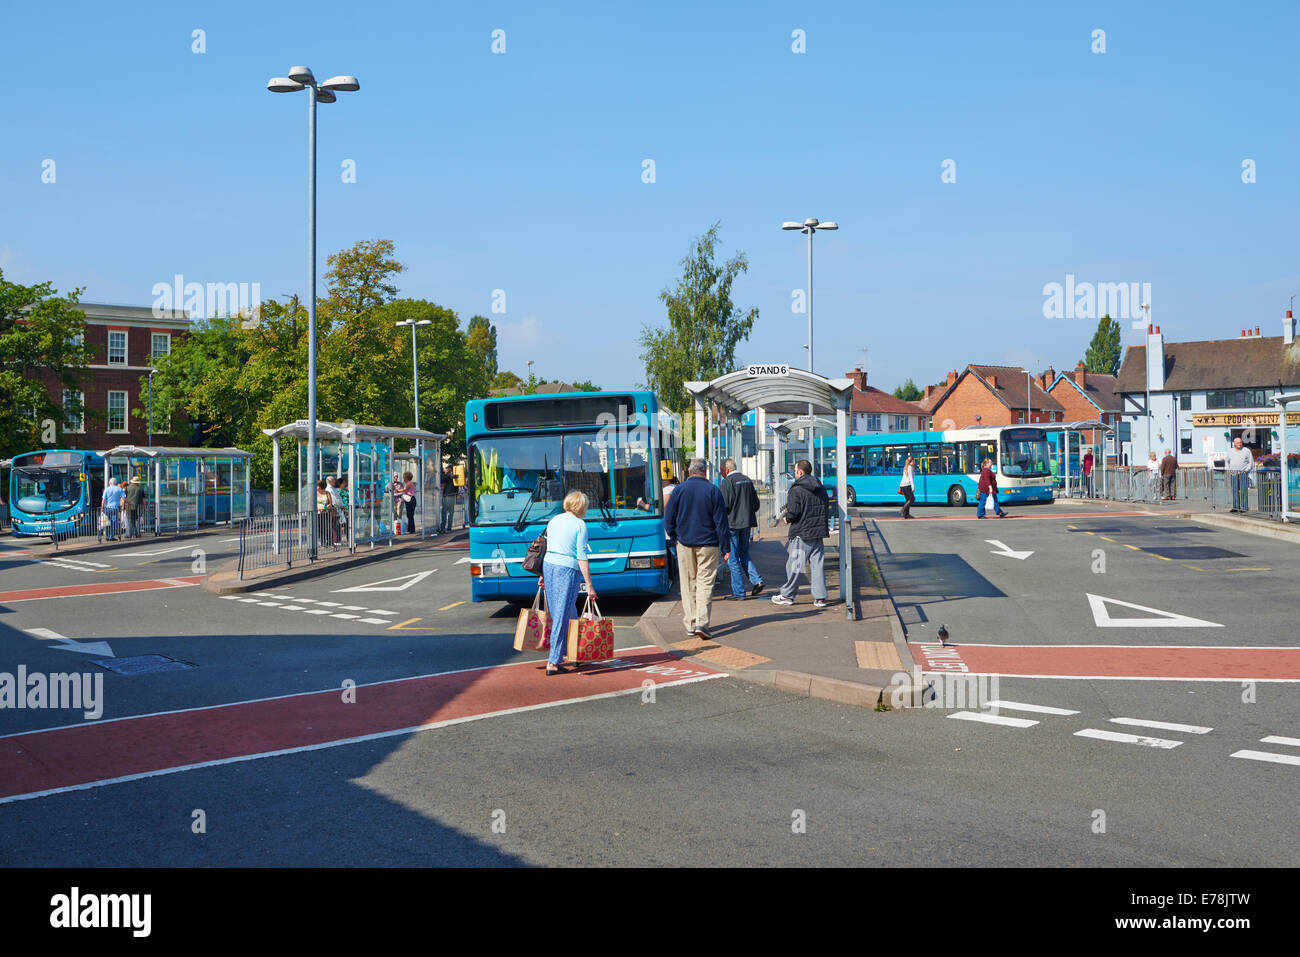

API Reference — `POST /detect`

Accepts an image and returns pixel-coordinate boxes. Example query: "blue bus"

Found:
[7,449,106,537]
[816,426,1054,507]
[465,390,680,602]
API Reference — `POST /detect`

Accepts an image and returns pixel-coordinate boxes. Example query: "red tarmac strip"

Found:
[910,641,1300,680]
[0,575,203,604]
[0,649,720,802]
[875,511,1153,522]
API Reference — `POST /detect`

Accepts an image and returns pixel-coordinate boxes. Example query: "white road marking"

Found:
[331,569,436,593]
[125,545,195,558]
[220,595,238,600]
[985,700,1079,716]
[280,605,306,611]
[1230,750,1300,767]
[339,605,367,611]
[24,628,114,657]
[357,618,392,625]
[1260,735,1300,748]
[331,614,359,620]
[303,609,333,616]
[984,539,1034,560]
[1074,728,1182,749]
[946,711,1039,728]
[1109,717,1213,735]
[316,601,343,607]
[237,598,260,603]
[455,557,473,565]
[258,601,284,607]
[1086,593,1222,628]
[367,609,397,616]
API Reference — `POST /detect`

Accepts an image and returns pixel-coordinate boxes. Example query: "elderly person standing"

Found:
[1160,448,1179,501]
[101,477,125,541]
[539,491,598,676]
[720,458,764,599]
[1226,436,1254,512]
[771,459,830,608]
[664,458,730,640]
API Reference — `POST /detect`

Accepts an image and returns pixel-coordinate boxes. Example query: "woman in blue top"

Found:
[539,490,598,676]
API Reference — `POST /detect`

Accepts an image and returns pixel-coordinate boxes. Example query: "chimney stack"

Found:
[987,374,998,389]
[1285,310,1295,345]
[1255,326,1260,337]
[1147,324,1166,391]
[947,369,959,387]
[1073,361,1087,387]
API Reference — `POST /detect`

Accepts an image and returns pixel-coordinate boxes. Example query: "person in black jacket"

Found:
[664,458,730,640]
[720,458,764,599]
[771,459,829,608]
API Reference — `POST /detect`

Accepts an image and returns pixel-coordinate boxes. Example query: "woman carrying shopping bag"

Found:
[538,491,598,676]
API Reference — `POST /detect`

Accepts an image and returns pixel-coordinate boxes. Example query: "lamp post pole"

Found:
[147,368,156,447]
[782,217,838,478]
[268,66,359,560]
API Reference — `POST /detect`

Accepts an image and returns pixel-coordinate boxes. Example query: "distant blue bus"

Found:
[464,390,681,602]
[7,449,106,537]
[816,427,1054,507]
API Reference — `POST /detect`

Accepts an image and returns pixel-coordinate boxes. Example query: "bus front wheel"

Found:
[948,485,967,507]
[845,486,857,507]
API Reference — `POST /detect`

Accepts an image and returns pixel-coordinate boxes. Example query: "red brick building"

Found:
[843,368,930,434]
[925,364,1065,429]
[34,303,191,450]
[1045,361,1121,452]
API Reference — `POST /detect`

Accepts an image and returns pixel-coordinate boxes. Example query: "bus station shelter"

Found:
[1272,391,1300,522]
[684,369,856,620]
[103,445,253,534]
[1034,420,1112,497]
[262,420,447,548]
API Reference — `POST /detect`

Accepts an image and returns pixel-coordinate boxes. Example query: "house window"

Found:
[1017,412,1025,424]
[1180,430,1192,455]
[893,415,908,431]
[866,413,881,431]
[1206,388,1273,410]
[151,333,171,360]
[108,330,127,365]
[107,390,128,432]
[63,390,84,433]
[1179,393,1191,411]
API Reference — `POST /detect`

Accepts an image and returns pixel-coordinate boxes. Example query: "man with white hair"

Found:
[101,477,125,541]
[664,458,730,640]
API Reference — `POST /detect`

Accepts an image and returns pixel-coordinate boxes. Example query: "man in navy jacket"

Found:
[664,458,730,639]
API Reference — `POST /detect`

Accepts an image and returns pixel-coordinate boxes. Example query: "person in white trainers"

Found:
[771,459,830,608]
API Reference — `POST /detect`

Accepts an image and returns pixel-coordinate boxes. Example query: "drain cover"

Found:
[93,655,196,675]
[1140,546,1246,560]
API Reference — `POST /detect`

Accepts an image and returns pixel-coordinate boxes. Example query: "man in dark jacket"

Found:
[720,458,764,600]
[1159,448,1178,500]
[771,460,830,608]
[664,458,730,639]
[976,458,1007,518]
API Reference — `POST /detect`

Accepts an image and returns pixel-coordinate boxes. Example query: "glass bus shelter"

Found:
[103,446,253,534]
[262,420,446,549]
[1034,420,1111,497]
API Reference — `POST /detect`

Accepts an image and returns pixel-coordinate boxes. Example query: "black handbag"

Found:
[521,530,547,574]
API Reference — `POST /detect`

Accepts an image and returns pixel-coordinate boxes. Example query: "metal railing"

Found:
[237,509,348,578]
[1091,466,1284,518]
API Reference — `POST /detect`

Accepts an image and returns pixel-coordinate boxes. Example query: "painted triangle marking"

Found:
[332,569,436,593]
[1086,593,1223,629]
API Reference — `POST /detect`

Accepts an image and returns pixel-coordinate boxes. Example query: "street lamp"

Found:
[1140,301,1151,462]
[782,217,838,477]
[395,319,432,433]
[147,368,157,447]
[268,65,360,559]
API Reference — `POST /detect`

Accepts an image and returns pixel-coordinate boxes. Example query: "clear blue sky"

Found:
[5,0,1298,393]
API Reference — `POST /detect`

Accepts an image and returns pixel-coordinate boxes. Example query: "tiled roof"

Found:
[966,365,1065,412]
[852,385,928,416]
[1115,336,1300,393]
[1049,372,1121,413]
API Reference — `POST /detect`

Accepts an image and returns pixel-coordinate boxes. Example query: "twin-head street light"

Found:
[267,65,359,558]
[395,318,432,450]
[781,218,838,477]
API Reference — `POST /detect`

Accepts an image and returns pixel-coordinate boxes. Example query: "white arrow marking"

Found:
[985,539,1034,560]
[455,557,473,565]
[1086,593,1223,628]
[25,627,115,657]
[331,569,436,593]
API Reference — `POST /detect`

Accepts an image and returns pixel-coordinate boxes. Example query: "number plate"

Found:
[578,581,588,593]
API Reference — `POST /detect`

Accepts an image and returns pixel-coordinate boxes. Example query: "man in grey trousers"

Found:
[771,459,830,608]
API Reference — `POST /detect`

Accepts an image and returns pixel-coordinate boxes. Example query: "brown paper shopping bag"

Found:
[566,597,615,662]
[513,587,551,652]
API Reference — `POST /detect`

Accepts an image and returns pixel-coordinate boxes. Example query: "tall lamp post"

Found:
[1140,301,1151,464]
[268,65,360,559]
[781,217,838,477]
[147,368,157,447]
[396,317,431,460]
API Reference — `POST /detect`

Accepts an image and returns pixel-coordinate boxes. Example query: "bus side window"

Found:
[866,449,884,474]
[847,453,865,476]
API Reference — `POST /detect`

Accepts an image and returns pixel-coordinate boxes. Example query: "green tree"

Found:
[638,222,758,416]
[323,238,405,318]
[570,379,600,392]
[466,315,498,381]
[892,379,923,402]
[491,370,524,392]
[0,271,91,461]
[1083,314,1122,377]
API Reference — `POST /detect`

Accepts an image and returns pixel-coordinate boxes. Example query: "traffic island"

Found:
[203,530,467,595]
[636,520,923,710]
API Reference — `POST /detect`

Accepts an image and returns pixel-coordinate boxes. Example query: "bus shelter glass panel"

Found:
[351,440,394,544]
[231,457,248,520]
[298,441,345,511]
[159,458,197,532]
[1287,425,1300,510]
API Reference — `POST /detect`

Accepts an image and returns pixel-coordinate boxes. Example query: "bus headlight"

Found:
[470,562,509,577]
[629,557,652,569]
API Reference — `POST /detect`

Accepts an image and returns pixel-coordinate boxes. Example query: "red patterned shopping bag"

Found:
[513,587,551,652]
[566,597,614,662]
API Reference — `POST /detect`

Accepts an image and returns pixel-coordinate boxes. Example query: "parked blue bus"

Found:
[465,390,681,602]
[815,426,1054,507]
[7,449,106,537]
